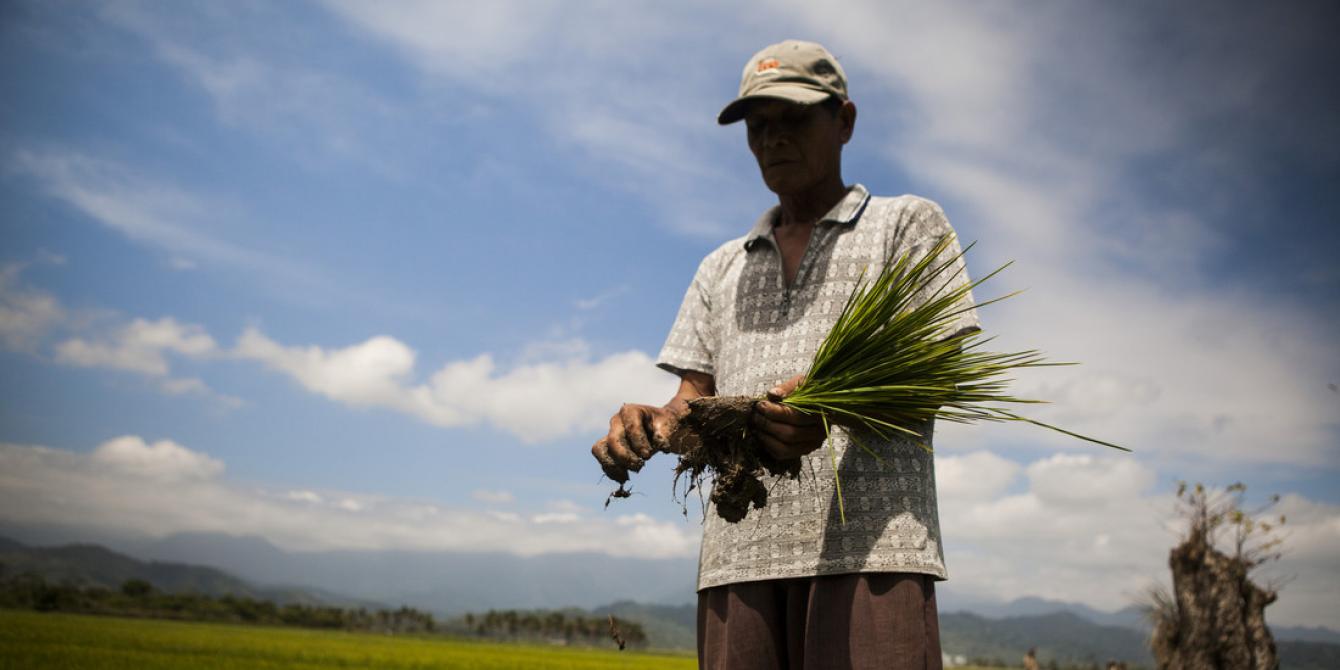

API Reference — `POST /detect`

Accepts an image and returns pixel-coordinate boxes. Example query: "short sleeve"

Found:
[888,199,981,341]
[656,253,720,377]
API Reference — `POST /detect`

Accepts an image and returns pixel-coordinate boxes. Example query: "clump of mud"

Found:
[665,395,801,523]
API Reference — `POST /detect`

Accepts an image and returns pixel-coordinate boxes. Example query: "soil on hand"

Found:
[667,395,801,523]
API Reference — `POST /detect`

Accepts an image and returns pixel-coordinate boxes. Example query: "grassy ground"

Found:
[0,610,696,670]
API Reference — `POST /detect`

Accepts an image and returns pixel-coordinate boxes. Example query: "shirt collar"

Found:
[743,183,871,251]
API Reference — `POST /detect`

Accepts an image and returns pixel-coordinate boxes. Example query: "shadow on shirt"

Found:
[816,420,940,571]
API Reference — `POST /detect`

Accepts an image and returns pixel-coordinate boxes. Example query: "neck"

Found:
[776,174,848,227]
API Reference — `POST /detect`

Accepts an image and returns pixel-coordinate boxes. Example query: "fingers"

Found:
[754,399,821,427]
[649,413,677,453]
[592,405,661,484]
[605,413,644,474]
[618,404,656,460]
[766,373,806,402]
[590,437,628,484]
[751,405,827,460]
[757,429,801,461]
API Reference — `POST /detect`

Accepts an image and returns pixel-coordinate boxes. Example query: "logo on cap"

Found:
[756,58,780,74]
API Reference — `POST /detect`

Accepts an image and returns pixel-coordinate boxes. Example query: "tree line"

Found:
[0,573,435,633]
[461,609,647,648]
[0,572,647,649]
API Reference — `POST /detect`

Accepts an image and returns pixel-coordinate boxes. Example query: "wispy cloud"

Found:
[0,438,699,559]
[91,435,224,481]
[318,0,559,85]
[471,489,515,505]
[233,326,677,443]
[2,437,1333,625]
[51,315,238,404]
[98,0,408,176]
[9,149,321,289]
[574,284,631,311]
[753,1,1339,469]
[935,450,1340,628]
[318,0,760,237]
[0,263,65,352]
[56,317,217,376]
[0,261,237,405]
[5,257,674,441]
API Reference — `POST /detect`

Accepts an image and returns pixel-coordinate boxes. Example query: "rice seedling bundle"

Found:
[664,234,1127,524]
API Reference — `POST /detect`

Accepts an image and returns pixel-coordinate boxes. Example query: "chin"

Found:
[763,176,813,196]
[760,163,819,195]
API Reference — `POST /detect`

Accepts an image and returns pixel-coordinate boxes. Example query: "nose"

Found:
[761,124,790,149]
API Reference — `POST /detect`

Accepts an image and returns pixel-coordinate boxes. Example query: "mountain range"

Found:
[2,526,1337,667]
[0,524,697,613]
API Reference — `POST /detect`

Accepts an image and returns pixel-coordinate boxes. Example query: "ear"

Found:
[838,100,857,144]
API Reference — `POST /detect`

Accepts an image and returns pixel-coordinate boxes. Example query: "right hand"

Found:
[591,403,682,484]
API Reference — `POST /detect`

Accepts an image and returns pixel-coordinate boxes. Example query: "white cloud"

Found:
[319,0,558,84]
[0,283,244,406]
[1254,495,1340,627]
[574,285,631,311]
[614,513,703,558]
[318,0,758,238]
[546,499,585,514]
[0,263,65,352]
[0,261,239,405]
[489,510,522,524]
[287,490,323,504]
[531,512,580,525]
[968,277,1339,469]
[308,1,1339,469]
[56,317,217,376]
[471,489,515,505]
[233,326,677,443]
[1026,453,1156,508]
[90,435,224,482]
[936,451,1340,628]
[530,500,589,524]
[0,440,699,560]
[233,328,415,406]
[739,1,1340,471]
[5,264,673,441]
[159,377,207,394]
[9,149,318,287]
[936,451,1021,501]
[97,1,430,179]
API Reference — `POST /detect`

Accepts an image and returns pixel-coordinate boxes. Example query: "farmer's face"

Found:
[745,98,852,196]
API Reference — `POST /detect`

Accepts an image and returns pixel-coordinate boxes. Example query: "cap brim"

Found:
[717,85,833,125]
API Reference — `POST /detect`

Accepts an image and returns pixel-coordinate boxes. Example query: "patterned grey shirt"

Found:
[657,184,980,590]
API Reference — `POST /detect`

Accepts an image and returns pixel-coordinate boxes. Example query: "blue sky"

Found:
[2,1,1337,627]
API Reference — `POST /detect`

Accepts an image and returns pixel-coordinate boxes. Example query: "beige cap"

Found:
[717,40,848,125]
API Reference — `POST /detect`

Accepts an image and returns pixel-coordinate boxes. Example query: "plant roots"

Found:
[668,395,800,523]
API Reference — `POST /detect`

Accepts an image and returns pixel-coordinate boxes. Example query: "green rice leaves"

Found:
[783,234,1128,453]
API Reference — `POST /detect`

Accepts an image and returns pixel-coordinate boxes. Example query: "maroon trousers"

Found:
[697,573,942,670]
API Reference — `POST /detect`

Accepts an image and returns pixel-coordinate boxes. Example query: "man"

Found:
[591,40,978,669]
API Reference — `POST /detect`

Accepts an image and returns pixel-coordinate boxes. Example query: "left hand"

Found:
[751,373,828,461]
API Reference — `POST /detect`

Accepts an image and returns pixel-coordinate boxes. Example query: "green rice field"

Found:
[0,610,696,669]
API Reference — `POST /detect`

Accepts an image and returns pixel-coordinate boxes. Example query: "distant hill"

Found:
[0,536,377,609]
[938,610,1340,670]
[3,529,1337,668]
[117,530,700,614]
[940,610,1151,667]
[939,591,1146,629]
[591,600,696,651]
[0,538,257,596]
[937,590,1340,646]
[1279,641,1340,670]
